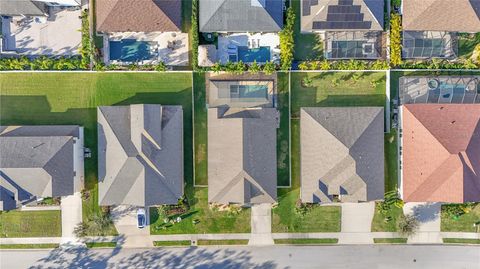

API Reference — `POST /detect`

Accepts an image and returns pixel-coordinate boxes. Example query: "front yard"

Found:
[0,210,61,238]
[441,203,480,232]
[371,202,404,232]
[0,72,194,236]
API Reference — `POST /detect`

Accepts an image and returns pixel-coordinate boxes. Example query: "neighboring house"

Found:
[96,0,189,66]
[97,104,184,207]
[300,107,384,203]
[402,0,480,59]
[0,125,84,211]
[198,0,283,66]
[301,0,385,59]
[0,0,82,56]
[400,104,480,203]
[208,107,278,205]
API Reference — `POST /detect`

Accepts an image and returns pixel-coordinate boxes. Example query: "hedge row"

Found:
[297,59,389,70]
[196,61,277,75]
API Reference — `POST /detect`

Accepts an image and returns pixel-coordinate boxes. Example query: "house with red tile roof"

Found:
[401,104,480,203]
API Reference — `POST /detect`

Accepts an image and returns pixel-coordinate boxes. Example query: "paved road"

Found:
[1,245,478,269]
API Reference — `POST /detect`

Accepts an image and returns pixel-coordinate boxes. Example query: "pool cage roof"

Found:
[399,76,480,104]
[325,31,382,59]
[402,31,456,59]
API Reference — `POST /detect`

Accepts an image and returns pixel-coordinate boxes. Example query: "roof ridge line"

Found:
[99,107,131,157]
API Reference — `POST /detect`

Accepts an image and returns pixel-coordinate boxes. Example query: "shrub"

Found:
[249,61,261,74]
[262,61,276,75]
[80,9,92,69]
[442,203,476,219]
[155,62,167,72]
[279,7,295,70]
[295,199,314,216]
[397,214,419,237]
[74,211,114,237]
[302,76,313,87]
[390,13,403,67]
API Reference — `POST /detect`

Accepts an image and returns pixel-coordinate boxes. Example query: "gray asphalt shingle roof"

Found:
[0,0,48,16]
[199,0,283,32]
[97,104,184,207]
[300,107,384,203]
[208,107,278,204]
[0,125,81,210]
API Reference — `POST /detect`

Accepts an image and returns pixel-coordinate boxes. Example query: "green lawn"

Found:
[276,72,290,187]
[150,187,251,234]
[443,238,480,244]
[373,238,407,244]
[385,130,398,192]
[292,0,323,61]
[0,72,193,236]
[0,244,59,249]
[193,72,208,186]
[272,189,341,233]
[197,239,249,245]
[441,204,480,232]
[0,210,61,238]
[458,33,480,59]
[290,72,386,117]
[154,240,191,247]
[371,202,404,232]
[274,238,338,245]
[85,242,117,248]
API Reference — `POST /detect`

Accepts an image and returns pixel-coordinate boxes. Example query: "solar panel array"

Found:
[312,0,372,30]
[302,0,319,16]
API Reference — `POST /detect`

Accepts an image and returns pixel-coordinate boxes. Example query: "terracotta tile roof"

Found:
[402,104,480,203]
[96,0,182,33]
[403,0,480,32]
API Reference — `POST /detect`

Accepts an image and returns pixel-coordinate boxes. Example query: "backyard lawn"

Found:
[458,33,480,59]
[193,72,208,186]
[441,203,480,232]
[0,72,193,236]
[150,187,251,234]
[276,72,290,187]
[371,202,404,232]
[291,0,323,61]
[0,210,61,238]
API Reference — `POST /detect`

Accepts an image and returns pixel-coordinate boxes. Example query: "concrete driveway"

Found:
[111,205,152,248]
[61,192,83,244]
[403,202,442,243]
[340,202,376,244]
[249,203,273,245]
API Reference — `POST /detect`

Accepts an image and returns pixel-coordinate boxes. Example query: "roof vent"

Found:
[451,120,456,124]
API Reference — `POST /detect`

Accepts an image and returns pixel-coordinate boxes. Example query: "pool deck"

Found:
[217,33,280,64]
[103,31,189,66]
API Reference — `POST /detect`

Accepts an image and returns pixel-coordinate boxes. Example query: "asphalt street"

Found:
[0,245,479,269]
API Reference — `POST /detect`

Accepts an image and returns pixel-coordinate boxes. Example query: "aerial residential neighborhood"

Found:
[0,0,479,268]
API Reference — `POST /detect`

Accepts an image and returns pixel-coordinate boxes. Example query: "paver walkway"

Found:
[339,202,375,244]
[111,205,153,248]
[248,204,274,245]
[60,192,83,244]
[403,202,442,244]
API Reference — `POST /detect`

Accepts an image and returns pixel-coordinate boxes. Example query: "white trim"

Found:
[385,70,391,133]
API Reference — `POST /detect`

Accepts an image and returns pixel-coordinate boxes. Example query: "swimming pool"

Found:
[109,39,156,62]
[237,46,270,63]
[229,85,268,99]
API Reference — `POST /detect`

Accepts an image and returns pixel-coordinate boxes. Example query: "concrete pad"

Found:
[403,202,442,244]
[338,233,374,244]
[341,202,376,233]
[248,204,274,245]
[61,192,82,241]
[111,205,153,248]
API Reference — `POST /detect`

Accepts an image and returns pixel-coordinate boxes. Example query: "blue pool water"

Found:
[237,46,270,63]
[109,39,155,62]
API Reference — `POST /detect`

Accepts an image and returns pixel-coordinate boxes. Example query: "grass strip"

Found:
[85,242,117,248]
[153,240,191,247]
[443,238,480,244]
[373,238,407,244]
[0,244,59,249]
[197,239,249,246]
[274,238,338,245]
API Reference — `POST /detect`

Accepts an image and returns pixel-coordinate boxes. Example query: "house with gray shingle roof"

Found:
[300,107,384,203]
[301,0,385,59]
[208,107,278,205]
[97,104,184,207]
[0,125,84,211]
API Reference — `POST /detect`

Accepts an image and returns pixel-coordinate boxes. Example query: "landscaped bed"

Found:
[0,72,193,236]
[0,210,61,238]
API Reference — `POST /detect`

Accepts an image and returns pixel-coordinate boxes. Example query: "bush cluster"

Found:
[198,60,277,75]
[297,59,389,70]
[279,7,295,71]
[390,13,402,67]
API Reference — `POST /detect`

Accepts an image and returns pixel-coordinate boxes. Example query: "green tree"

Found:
[279,7,295,70]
